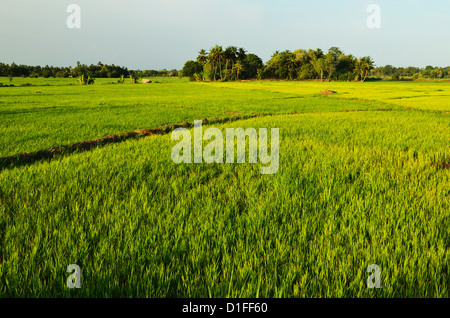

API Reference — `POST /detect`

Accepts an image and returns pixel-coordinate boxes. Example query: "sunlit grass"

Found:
[212,80,450,111]
[0,111,448,297]
[0,78,399,157]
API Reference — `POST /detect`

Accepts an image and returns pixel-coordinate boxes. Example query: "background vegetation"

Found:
[2,46,450,84]
[182,45,450,81]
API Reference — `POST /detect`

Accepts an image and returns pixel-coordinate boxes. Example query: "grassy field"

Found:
[0,77,404,158]
[0,77,449,297]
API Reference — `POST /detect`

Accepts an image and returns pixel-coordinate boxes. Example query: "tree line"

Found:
[183,45,450,81]
[0,61,179,80]
[261,47,374,81]
[182,46,375,82]
[2,47,450,82]
[182,45,264,81]
[181,45,264,81]
[373,65,450,80]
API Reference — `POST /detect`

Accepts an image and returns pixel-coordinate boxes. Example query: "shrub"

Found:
[77,74,95,85]
[130,73,139,84]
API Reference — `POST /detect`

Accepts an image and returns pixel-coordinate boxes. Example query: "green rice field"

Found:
[0,77,448,297]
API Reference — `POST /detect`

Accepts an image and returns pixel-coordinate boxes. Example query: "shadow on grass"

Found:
[0,114,262,171]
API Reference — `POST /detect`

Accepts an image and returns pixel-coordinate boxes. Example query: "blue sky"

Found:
[1,0,449,70]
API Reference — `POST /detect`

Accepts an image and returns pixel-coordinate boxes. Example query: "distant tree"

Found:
[228,46,238,79]
[325,47,342,81]
[182,60,203,78]
[264,50,295,79]
[286,55,298,80]
[293,49,314,80]
[312,58,327,81]
[355,56,375,82]
[77,74,95,85]
[233,61,244,80]
[202,62,214,81]
[335,54,356,80]
[209,45,224,81]
[237,47,247,61]
[42,68,52,78]
[129,72,139,84]
[308,48,324,61]
[224,46,237,81]
[168,69,178,77]
[383,65,395,76]
[307,49,326,81]
[241,54,263,79]
[197,49,208,66]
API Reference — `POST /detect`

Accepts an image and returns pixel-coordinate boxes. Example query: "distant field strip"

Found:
[0,79,403,157]
[212,80,450,111]
[0,106,406,170]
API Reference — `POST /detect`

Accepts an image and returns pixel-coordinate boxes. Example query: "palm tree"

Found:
[234,61,244,80]
[354,59,364,81]
[224,46,237,81]
[209,45,224,81]
[271,51,281,60]
[354,57,374,82]
[237,47,247,61]
[197,49,208,66]
[360,56,375,82]
[208,46,218,81]
[217,48,225,81]
[229,46,238,78]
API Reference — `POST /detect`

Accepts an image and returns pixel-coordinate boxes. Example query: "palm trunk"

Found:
[225,60,229,81]
[231,61,235,80]
[362,70,368,82]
